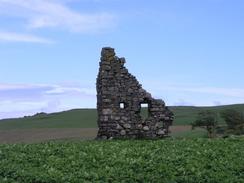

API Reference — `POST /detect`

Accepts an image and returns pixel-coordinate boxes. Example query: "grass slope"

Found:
[0,104,244,130]
[0,109,97,130]
[1,138,244,182]
[171,104,244,125]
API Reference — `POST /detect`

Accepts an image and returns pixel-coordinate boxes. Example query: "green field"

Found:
[1,138,244,183]
[1,106,244,182]
[0,104,244,130]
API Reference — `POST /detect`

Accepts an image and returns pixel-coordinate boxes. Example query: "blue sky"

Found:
[0,0,244,119]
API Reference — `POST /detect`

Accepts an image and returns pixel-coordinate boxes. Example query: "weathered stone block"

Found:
[123,123,131,129]
[143,126,150,131]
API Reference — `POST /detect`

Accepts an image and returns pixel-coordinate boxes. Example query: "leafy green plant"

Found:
[0,139,244,183]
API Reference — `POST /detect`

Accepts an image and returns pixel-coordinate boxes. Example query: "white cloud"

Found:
[45,86,96,95]
[144,80,244,98]
[0,83,96,96]
[0,82,96,119]
[0,31,54,43]
[142,80,244,106]
[1,82,243,119]
[0,0,116,33]
[0,99,62,119]
[0,83,51,91]
[163,86,244,98]
[0,100,48,112]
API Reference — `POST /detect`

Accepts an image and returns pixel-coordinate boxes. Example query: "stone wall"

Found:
[96,47,173,139]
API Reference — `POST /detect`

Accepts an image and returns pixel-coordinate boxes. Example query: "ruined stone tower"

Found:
[96,47,173,139]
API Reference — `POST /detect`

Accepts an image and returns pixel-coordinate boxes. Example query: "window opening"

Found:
[120,103,125,109]
[140,103,149,119]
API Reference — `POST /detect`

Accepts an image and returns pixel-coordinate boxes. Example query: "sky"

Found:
[0,0,244,119]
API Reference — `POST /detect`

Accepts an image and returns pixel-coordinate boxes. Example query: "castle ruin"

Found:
[96,47,173,139]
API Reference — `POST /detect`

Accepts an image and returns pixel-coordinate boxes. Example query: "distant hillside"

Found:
[0,104,244,130]
[0,109,97,130]
[171,104,244,125]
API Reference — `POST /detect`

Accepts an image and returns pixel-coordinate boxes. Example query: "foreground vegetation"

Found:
[0,138,244,183]
[1,104,244,130]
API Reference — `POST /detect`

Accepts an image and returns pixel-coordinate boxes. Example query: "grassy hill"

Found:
[0,104,244,130]
[0,109,97,130]
[171,104,244,125]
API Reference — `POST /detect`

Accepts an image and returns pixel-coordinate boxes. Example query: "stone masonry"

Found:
[96,47,173,139]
